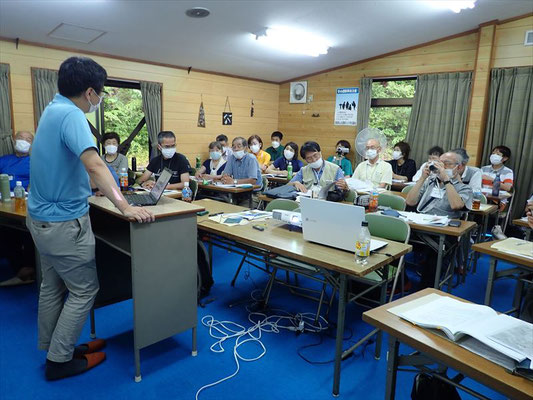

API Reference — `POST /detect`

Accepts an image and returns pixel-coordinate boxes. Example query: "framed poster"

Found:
[290,81,307,104]
[334,87,358,126]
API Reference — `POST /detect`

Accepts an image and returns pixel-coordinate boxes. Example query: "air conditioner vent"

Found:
[525,30,533,46]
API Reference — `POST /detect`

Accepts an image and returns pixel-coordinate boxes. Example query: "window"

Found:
[96,80,149,168]
[369,78,415,158]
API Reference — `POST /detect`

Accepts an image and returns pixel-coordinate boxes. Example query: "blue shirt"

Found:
[28,94,97,222]
[222,153,262,189]
[0,154,30,190]
[290,162,344,184]
[273,157,303,173]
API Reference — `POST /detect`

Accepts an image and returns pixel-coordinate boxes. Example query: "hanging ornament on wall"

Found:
[250,99,254,117]
[222,96,232,125]
[197,94,206,128]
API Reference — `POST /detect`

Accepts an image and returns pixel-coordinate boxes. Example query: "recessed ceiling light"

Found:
[253,26,331,57]
[48,23,106,44]
[185,7,210,18]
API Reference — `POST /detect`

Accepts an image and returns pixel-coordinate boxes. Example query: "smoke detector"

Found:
[185,7,210,18]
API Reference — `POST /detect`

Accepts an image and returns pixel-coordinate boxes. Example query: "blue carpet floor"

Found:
[0,247,517,400]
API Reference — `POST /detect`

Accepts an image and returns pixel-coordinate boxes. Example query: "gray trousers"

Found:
[26,213,99,362]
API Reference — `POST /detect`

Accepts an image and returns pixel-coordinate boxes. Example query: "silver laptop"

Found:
[125,168,172,206]
[299,197,387,253]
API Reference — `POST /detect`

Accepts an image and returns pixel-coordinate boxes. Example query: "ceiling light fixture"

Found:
[425,0,477,13]
[253,26,330,57]
[185,7,210,18]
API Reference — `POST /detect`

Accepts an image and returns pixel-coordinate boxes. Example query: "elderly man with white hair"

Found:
[352,138,392,188]
[0,130,33,190]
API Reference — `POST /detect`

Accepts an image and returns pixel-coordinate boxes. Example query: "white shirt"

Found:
[462,166,482,192]
[412,162,427,182]
[353,159,392,187]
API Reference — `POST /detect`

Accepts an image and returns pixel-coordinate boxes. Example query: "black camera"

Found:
[428,162,438,172]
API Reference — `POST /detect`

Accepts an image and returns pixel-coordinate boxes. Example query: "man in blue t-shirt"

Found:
[0,130,33,190]
[26,56,154,381]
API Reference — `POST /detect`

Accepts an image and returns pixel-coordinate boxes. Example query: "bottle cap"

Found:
[184,182,189,187]
[16,181,22,186]
[362,221,368,227]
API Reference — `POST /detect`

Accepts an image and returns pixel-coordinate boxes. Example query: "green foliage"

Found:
[371,80,415,98]
[103,87,149,167]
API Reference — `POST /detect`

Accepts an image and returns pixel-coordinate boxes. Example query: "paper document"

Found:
[478,204,493,211]
[345,178,386,193]
[398,211,449,226]
[491,238,533,259]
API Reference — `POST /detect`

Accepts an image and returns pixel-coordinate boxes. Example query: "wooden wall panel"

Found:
[493,15,533,68]
[0,40,279,166]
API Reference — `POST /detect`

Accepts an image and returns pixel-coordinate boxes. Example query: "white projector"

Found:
[272,209,302,227]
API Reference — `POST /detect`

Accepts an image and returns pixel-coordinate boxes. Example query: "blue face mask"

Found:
[210,151,222,161]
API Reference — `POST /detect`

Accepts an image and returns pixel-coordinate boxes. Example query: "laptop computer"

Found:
[299,197,387,253]
[125,167,172,206]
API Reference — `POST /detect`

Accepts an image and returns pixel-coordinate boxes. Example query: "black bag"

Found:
[411,373,461,400]
[263,184,298,199]
[326,188,344,202]
[197,240,214,300]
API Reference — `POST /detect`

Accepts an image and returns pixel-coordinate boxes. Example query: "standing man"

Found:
[27,56,154,381]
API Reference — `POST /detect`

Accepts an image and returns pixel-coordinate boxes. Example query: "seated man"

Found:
[481,145,513,192]
[406,151,473,288]
[265,131,285,162]
[288,141,345,195]
[0,131,35,286]
[412,145,444,182]
[0,131,33,190]
[137,131,190,190]
[216,134,232,161]
[220,136,262,188]
[352,138,392,188]
[452,148,481,192]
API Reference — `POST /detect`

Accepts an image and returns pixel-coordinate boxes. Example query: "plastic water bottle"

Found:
[119,167,128,190]
[492,174,500,197]
[368,189,379,213]
[14,181,25,212]
[355,221,371,265]
[182,181,192,202]
[287,162,293,180]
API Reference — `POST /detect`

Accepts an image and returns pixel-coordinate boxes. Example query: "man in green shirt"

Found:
[265,131,284,162]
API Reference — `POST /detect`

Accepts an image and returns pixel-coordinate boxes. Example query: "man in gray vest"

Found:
[288,141,345,194]
[452,148,481,192]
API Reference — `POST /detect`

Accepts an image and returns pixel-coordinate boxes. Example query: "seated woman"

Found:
[195,141,227,180]
[388,141,416,182]
[100,132,128,175]
[248,134,271,172]
[327,140,353,177]
[265,142,303,176]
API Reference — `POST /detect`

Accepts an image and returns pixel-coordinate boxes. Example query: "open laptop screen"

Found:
[150,168,172,201]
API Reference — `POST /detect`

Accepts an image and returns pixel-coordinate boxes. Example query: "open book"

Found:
[389,293,533,365]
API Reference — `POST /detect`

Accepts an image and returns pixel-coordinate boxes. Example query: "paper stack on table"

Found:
[491,238,533,259]
[398,211,450,226]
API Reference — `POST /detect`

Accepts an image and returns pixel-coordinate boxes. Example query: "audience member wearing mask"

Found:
[412,146,444,182]
[266,142,303,176]
[195,141,227,179]
[248,134,271,172]
[289,141,345,193]
[387,141,416,182]
[137,130,190,190]
[219,136,262,188]
[451,148,482,192]
[265,131,285,162]
[327,139,353,177]
[481,145,514,192]
[100,132,128,175]
[216,134,232,161]
[352,138,393,188]
[0,130,33,190]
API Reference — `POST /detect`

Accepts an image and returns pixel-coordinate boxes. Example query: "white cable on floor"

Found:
[195,305,328,399]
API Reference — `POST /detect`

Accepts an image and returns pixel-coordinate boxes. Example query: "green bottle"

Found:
[0,174,11,203]
[287,162,293,180]
[196,155,201,169]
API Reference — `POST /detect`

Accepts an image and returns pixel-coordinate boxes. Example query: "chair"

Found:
[265,199,299,212]
[401,185,413,194]
[344,190,356,203]
[188,179,198,201]
[378,193,406,211]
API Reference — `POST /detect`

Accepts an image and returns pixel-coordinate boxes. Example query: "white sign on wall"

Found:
[334,87,359,126]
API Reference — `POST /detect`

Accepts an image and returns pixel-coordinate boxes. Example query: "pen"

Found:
[210,212,224,217]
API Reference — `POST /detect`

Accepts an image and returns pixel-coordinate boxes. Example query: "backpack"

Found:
[263,184,298,199]
[197,240,214,301]
[411,373,461,400]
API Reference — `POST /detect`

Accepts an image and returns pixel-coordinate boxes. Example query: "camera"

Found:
[336,146,349,155]
[428,162,438,172]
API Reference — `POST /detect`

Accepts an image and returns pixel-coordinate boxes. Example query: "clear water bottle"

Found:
[119,167,128,190]
[355,221,371,265]
[492,173,500,197]
[287,162,293,180]
[182,181,192,202]
[14,181,25,212]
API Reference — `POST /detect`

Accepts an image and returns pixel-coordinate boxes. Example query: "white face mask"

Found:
[366,149,378,160]
[490,154,503,165]
[87,90,103,113]
[161,148,176,159]
[15,139,31,154]
[309,158,323,169]
[105,145,118,155]
[234,150,245,160]
[445,168,455,179]
[392,150,402,160]
[210,151,222,161]
[284,149,294,160]
[271,141,280,149]
[250,144,260,154]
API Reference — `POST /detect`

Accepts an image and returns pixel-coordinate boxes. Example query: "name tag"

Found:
[431,187,444,199]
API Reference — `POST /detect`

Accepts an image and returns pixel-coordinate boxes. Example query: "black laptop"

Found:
[125,168,172,206]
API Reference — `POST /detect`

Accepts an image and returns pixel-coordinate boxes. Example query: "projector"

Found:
[272,209,302,227]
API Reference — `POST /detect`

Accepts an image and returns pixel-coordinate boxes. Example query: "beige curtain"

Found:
[0,64,14,156]
[140,81,162,159]
[32,68,58,124]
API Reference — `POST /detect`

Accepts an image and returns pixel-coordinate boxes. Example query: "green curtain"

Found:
[32,68,58,124]
[0,64,14,156]
[481,67,533,219]
[406,72,472,167]
[355,77,372,164]
[140,81,162,159]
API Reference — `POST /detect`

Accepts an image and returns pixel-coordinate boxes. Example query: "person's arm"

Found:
[81,149,154,223]
[501,171,513,192]
[137,170,154,189]
[379,163,393,189]
[343,159,353,177]
[335,166,348,191]
[167,172,189,190]
[195,165,207,178]
[471,170,482,192]
[288,169,307,193]
[431,162,466,210]
[406,164,430,206]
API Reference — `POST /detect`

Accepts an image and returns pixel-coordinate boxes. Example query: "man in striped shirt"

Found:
[481,145,513,192]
